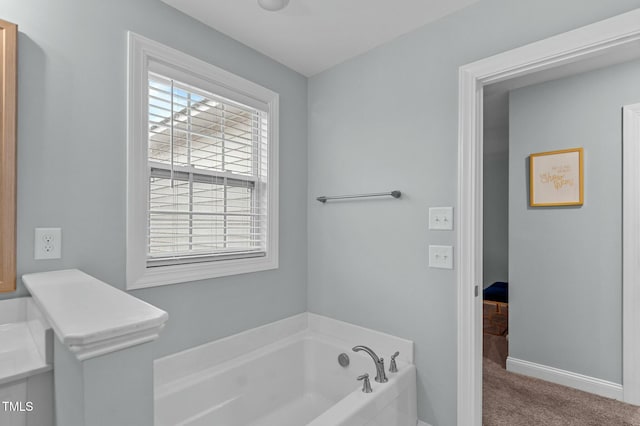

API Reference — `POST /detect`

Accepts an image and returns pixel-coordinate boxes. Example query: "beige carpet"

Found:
[483,333,508,368]
[483,356,640,425]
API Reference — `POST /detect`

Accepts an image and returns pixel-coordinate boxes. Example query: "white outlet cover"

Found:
[429,245,453,269]
[34,228,62,260]
[429,207,453,230]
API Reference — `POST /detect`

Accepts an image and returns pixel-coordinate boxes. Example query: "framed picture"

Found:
[529,148,583,207]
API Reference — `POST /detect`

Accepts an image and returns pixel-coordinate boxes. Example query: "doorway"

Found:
[456,8,640,426]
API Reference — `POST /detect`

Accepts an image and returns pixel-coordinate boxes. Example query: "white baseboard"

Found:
[417,421,432,426]
[506,356,623,400]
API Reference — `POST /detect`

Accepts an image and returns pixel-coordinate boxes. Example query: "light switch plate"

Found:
[429,207,453,230]
[429,245,453,269]
[34,228,62,260]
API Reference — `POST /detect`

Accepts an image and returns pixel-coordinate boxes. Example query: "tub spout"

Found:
[352,345,388,383]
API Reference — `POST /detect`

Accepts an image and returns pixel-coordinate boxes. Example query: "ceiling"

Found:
[161,0,481,76]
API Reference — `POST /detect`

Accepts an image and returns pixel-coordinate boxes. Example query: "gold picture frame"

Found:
[529,148,584,207]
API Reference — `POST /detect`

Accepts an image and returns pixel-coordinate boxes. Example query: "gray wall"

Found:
[307,1,640,424]
[483,125,509,288]
[1,0,308,358]
[508,58,640,384]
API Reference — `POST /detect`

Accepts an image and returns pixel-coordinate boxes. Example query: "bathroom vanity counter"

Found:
[0,321,50,385]
[0,297,54,426]
[0,297,51,385]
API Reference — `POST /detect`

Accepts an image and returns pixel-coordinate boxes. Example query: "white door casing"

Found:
[623,102,640,405]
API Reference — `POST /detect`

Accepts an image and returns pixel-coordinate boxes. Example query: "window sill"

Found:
[126,254,278,290]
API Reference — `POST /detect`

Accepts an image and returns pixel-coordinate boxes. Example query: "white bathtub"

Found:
[155,313,417,426]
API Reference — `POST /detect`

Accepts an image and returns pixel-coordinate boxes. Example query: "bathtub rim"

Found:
[154,312,414,391]
[155,329,413,400]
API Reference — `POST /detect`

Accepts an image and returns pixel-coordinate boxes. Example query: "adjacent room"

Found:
[1,1,640,425]
[481,56,640,425]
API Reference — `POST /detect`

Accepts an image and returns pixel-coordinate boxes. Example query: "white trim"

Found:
[126,32,279,290]
[69,326,165,361]
[457,8,640,425]
[456,66,484,426]
[506,357,623,401]
[623,102,640,405]
[417,421,432,426]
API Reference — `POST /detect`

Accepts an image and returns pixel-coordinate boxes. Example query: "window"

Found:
[127,33,279,289]
[147,74,268,264]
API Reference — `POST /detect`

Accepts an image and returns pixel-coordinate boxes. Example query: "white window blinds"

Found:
[146,72,269,266]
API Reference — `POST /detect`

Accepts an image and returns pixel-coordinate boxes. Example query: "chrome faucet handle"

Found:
[389,351,400,373]
[357,373,373,393]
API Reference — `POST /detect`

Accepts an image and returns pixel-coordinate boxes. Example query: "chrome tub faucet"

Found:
[352,345,388,383]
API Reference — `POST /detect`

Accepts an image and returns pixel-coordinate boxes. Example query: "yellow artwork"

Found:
[529,148,584,207]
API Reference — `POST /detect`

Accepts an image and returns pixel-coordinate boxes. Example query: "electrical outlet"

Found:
[429,207,453,230]
[429,245,453,269]
[34,228,62,260]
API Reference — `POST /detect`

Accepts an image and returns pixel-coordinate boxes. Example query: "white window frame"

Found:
[126,32,279,290]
